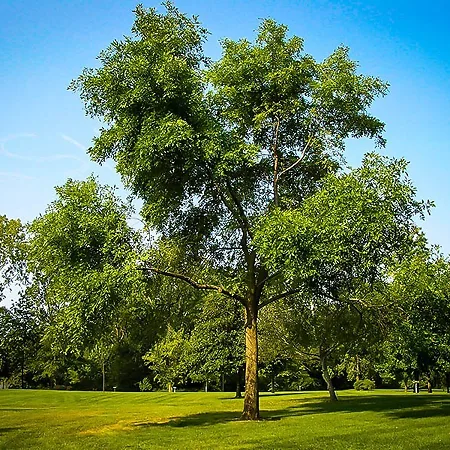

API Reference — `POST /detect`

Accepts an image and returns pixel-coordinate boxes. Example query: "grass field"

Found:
[2,389,450,449]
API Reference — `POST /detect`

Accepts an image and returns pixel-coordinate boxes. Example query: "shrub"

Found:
[138,377,153,392]
[354,379,375,391]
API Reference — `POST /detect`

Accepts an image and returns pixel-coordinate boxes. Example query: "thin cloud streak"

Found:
[0,171,35,181]
[60,133,116,173]
[61,134,87,151]
[0,133,37,143]
[0,144,87,165]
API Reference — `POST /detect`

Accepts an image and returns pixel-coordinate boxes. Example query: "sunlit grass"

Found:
[1,389,450,449]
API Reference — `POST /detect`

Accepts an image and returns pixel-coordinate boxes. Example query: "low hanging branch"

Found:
[139,263,246,305]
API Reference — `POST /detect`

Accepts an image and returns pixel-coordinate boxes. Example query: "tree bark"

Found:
[241,302,259,420]
[321,355,338,402]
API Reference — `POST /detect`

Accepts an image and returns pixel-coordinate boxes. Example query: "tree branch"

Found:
[277,136,313,180]
[139,264,246,305]
[272,116,281,206]
[258,288,302,310]
[224,179,253,240]
[256,271,281,289]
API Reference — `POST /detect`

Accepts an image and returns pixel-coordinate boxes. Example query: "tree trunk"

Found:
[355,355,361,382]
[168,382,173,393]
[102,360,106,392]
[446,373,450,393]
[21,351,24,389]
[241,302,259,420]
[221,372,225,392]
[235,366,242,398]
[321,355,338,402]
[427,377,432,393]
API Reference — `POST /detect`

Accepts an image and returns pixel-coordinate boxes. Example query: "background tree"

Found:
[255,154,428,399]
[72,3,389,419]
[27,177,145,374]
[187,293,244,395]
[143,326,190,392]
[0,215,27,301]
[385,249,450,392]
[0,295,42,388]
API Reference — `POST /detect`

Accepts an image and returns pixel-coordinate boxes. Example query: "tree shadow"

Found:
[0,427,17,435]
[133,411,240,428]
[133,393,450,428]
[260,392,302,397]
[283,393,450,420]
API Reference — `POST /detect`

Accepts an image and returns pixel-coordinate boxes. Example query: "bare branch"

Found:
[139,264,246,305]
[277,136,313,180]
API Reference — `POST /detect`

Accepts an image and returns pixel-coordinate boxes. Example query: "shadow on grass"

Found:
[294,394,450,418]
[133,411,240,428]
[260,392,301,397]
[135,393,450,428]
[0,427,17,435]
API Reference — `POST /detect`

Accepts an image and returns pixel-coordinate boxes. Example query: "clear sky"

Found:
[1,0,449,255]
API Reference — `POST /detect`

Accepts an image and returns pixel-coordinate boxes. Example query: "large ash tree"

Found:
[71,2,388,419]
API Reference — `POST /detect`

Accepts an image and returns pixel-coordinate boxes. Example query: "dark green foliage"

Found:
[354,379,376,391]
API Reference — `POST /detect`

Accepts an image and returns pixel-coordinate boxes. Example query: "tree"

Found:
[71,3,389,419]
[0,295,42,388]
[187,293,244,395]
[0,215,26,301]
[143,326,190,392]
[27,177,144,362]
[384,249,450,392]
[254,154,428,400]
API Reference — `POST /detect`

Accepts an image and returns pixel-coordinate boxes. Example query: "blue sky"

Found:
[1,0,449,255]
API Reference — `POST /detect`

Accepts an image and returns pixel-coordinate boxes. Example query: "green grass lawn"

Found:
[1,389,450,449]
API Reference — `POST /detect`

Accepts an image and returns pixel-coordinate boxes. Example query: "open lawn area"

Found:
[1,389,450,449]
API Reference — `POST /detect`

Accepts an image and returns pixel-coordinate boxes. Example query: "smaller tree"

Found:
[0,215,27,301]
[384,249,450,392]
[255,153,429,400]
[187,294,244,395]
[27,177,143,358]
[143,326,190,392]
[0,295,42,388]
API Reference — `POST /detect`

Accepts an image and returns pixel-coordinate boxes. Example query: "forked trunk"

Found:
[321,355,338,402]
[242,302,259,420]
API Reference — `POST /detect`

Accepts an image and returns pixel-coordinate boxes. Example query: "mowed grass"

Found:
[2,389,450,449]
